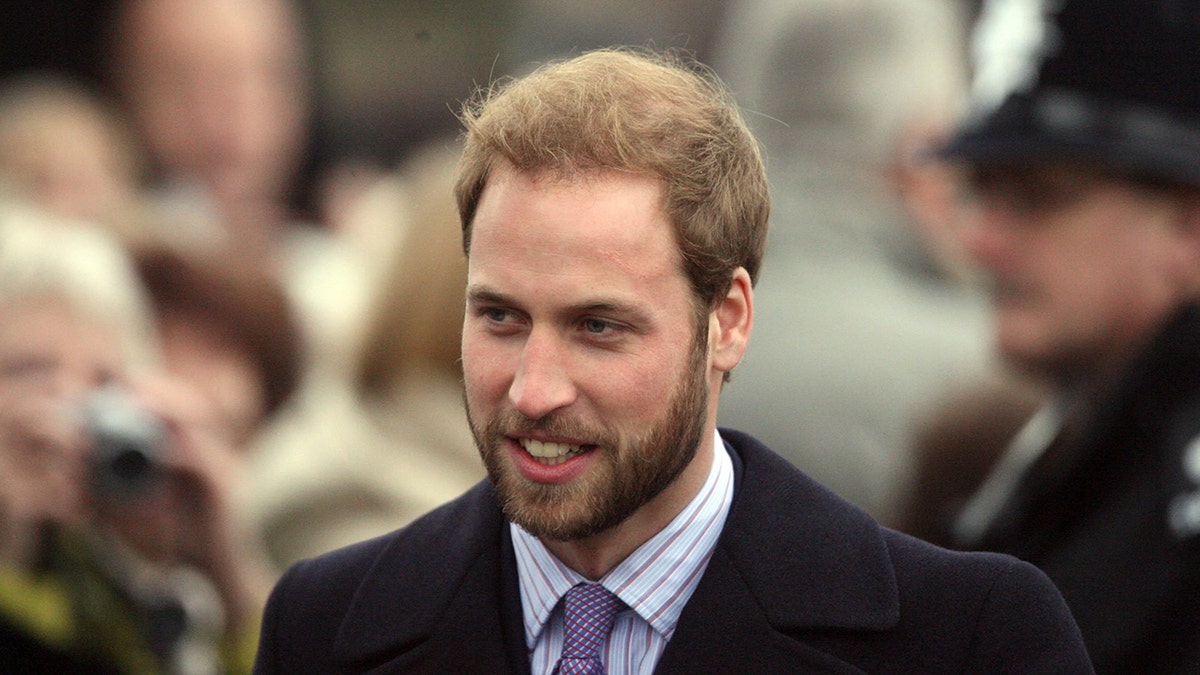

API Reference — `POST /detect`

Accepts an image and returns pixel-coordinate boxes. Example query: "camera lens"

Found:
[107,443,154,481]
[83,385,165,498]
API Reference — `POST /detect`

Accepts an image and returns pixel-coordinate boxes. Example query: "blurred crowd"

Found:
[0,1,494,671]
[0,0,1080,672]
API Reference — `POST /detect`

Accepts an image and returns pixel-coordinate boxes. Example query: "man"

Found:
[931,0,1200,672]
[254,48,1091,673]
[105,0,313,254]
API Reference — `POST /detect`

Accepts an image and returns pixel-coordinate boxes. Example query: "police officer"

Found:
[936,0,1200,671]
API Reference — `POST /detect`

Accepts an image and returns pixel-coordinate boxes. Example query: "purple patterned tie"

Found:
[554,583,623,675]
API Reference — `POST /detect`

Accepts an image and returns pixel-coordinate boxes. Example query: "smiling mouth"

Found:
[519,438,590,466]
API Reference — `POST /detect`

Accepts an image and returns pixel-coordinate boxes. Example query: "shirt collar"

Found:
[512,428,735,646]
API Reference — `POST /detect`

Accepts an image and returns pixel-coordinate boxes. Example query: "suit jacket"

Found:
[255,430,1092,673]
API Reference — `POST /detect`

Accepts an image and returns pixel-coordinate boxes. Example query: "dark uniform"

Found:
[961,304,1200,673]
[931,0,1200,672]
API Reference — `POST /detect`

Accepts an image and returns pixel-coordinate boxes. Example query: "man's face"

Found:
[461,165,713,542]
[115,0,309,206]
[962,163,1195,381]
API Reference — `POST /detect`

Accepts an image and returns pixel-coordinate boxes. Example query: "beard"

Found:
[467,325,710,542]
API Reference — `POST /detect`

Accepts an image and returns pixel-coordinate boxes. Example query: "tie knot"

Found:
[560,583,623,668]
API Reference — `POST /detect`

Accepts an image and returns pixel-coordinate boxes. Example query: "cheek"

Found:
[1023,225,1126,303]
[460,336,511,403]
[587,350,688,422]
[1071,235,1168,306]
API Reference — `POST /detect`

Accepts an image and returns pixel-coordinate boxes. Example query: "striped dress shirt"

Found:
[513,429,735,675]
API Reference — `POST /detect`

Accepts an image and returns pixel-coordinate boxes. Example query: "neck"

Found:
[544,432,716,580]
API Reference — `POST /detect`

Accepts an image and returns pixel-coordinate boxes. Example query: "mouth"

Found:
[518,438,593,466]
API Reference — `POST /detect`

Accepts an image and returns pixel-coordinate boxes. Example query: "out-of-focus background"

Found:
[0,0,994,573]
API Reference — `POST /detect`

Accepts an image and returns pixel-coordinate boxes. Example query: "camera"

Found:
[83,385,166,498]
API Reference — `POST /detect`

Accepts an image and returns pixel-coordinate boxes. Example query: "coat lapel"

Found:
[330,482,528,674]
[655,547,874,674]
[655,430,900,672]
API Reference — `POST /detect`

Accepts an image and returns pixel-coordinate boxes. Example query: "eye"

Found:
[582,317,612,335]
[473,305,527,336]
[481,307,513,324]
[971,169,1100,216]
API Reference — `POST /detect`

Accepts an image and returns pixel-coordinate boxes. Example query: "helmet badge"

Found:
[970,0,1064,115]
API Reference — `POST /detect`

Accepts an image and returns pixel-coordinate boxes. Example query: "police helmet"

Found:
[941,0,1200,187]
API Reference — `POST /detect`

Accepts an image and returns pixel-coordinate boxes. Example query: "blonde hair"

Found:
[455,47,770,307]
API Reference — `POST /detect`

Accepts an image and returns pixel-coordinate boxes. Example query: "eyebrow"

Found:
[466,284,655,326]
[465,286,511,308]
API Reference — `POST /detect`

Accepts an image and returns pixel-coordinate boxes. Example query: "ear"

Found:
[710,267,753,376]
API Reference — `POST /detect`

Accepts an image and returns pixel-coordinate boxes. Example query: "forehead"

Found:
[466,165,698,318]
[122,0,301,72]
[471,165,677,267]
[0,296,112,341]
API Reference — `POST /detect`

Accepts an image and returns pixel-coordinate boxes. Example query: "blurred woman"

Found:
[0,204,273,674]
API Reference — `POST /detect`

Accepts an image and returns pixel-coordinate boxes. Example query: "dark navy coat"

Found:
[254,430,1092,673]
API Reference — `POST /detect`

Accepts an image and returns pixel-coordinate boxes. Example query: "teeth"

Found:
[521,439,585,465]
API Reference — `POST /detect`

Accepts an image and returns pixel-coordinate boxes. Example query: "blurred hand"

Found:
[91,372,273,630]
[0,365,273,631]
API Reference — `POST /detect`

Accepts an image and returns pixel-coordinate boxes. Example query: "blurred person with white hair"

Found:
[0,203,273,674]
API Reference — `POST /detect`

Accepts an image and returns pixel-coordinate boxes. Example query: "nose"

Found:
[959,199,1016,272]
[508,328,577,420]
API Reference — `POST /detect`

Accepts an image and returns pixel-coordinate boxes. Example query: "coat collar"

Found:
[1092,301,1200,441]
[330,430,900,672]
[705,429,899,631]
[655,430,899,673]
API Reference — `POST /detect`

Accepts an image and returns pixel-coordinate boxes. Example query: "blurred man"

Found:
[105,0,312,257]
[709,0,991,524]
[254,48,1091,673]
[937,0,1200,671]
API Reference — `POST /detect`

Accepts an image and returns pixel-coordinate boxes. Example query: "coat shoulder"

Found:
[880,530,1093,672]
[282,479,496,597]
[255,481,501,673]
[714,428,1092,672]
